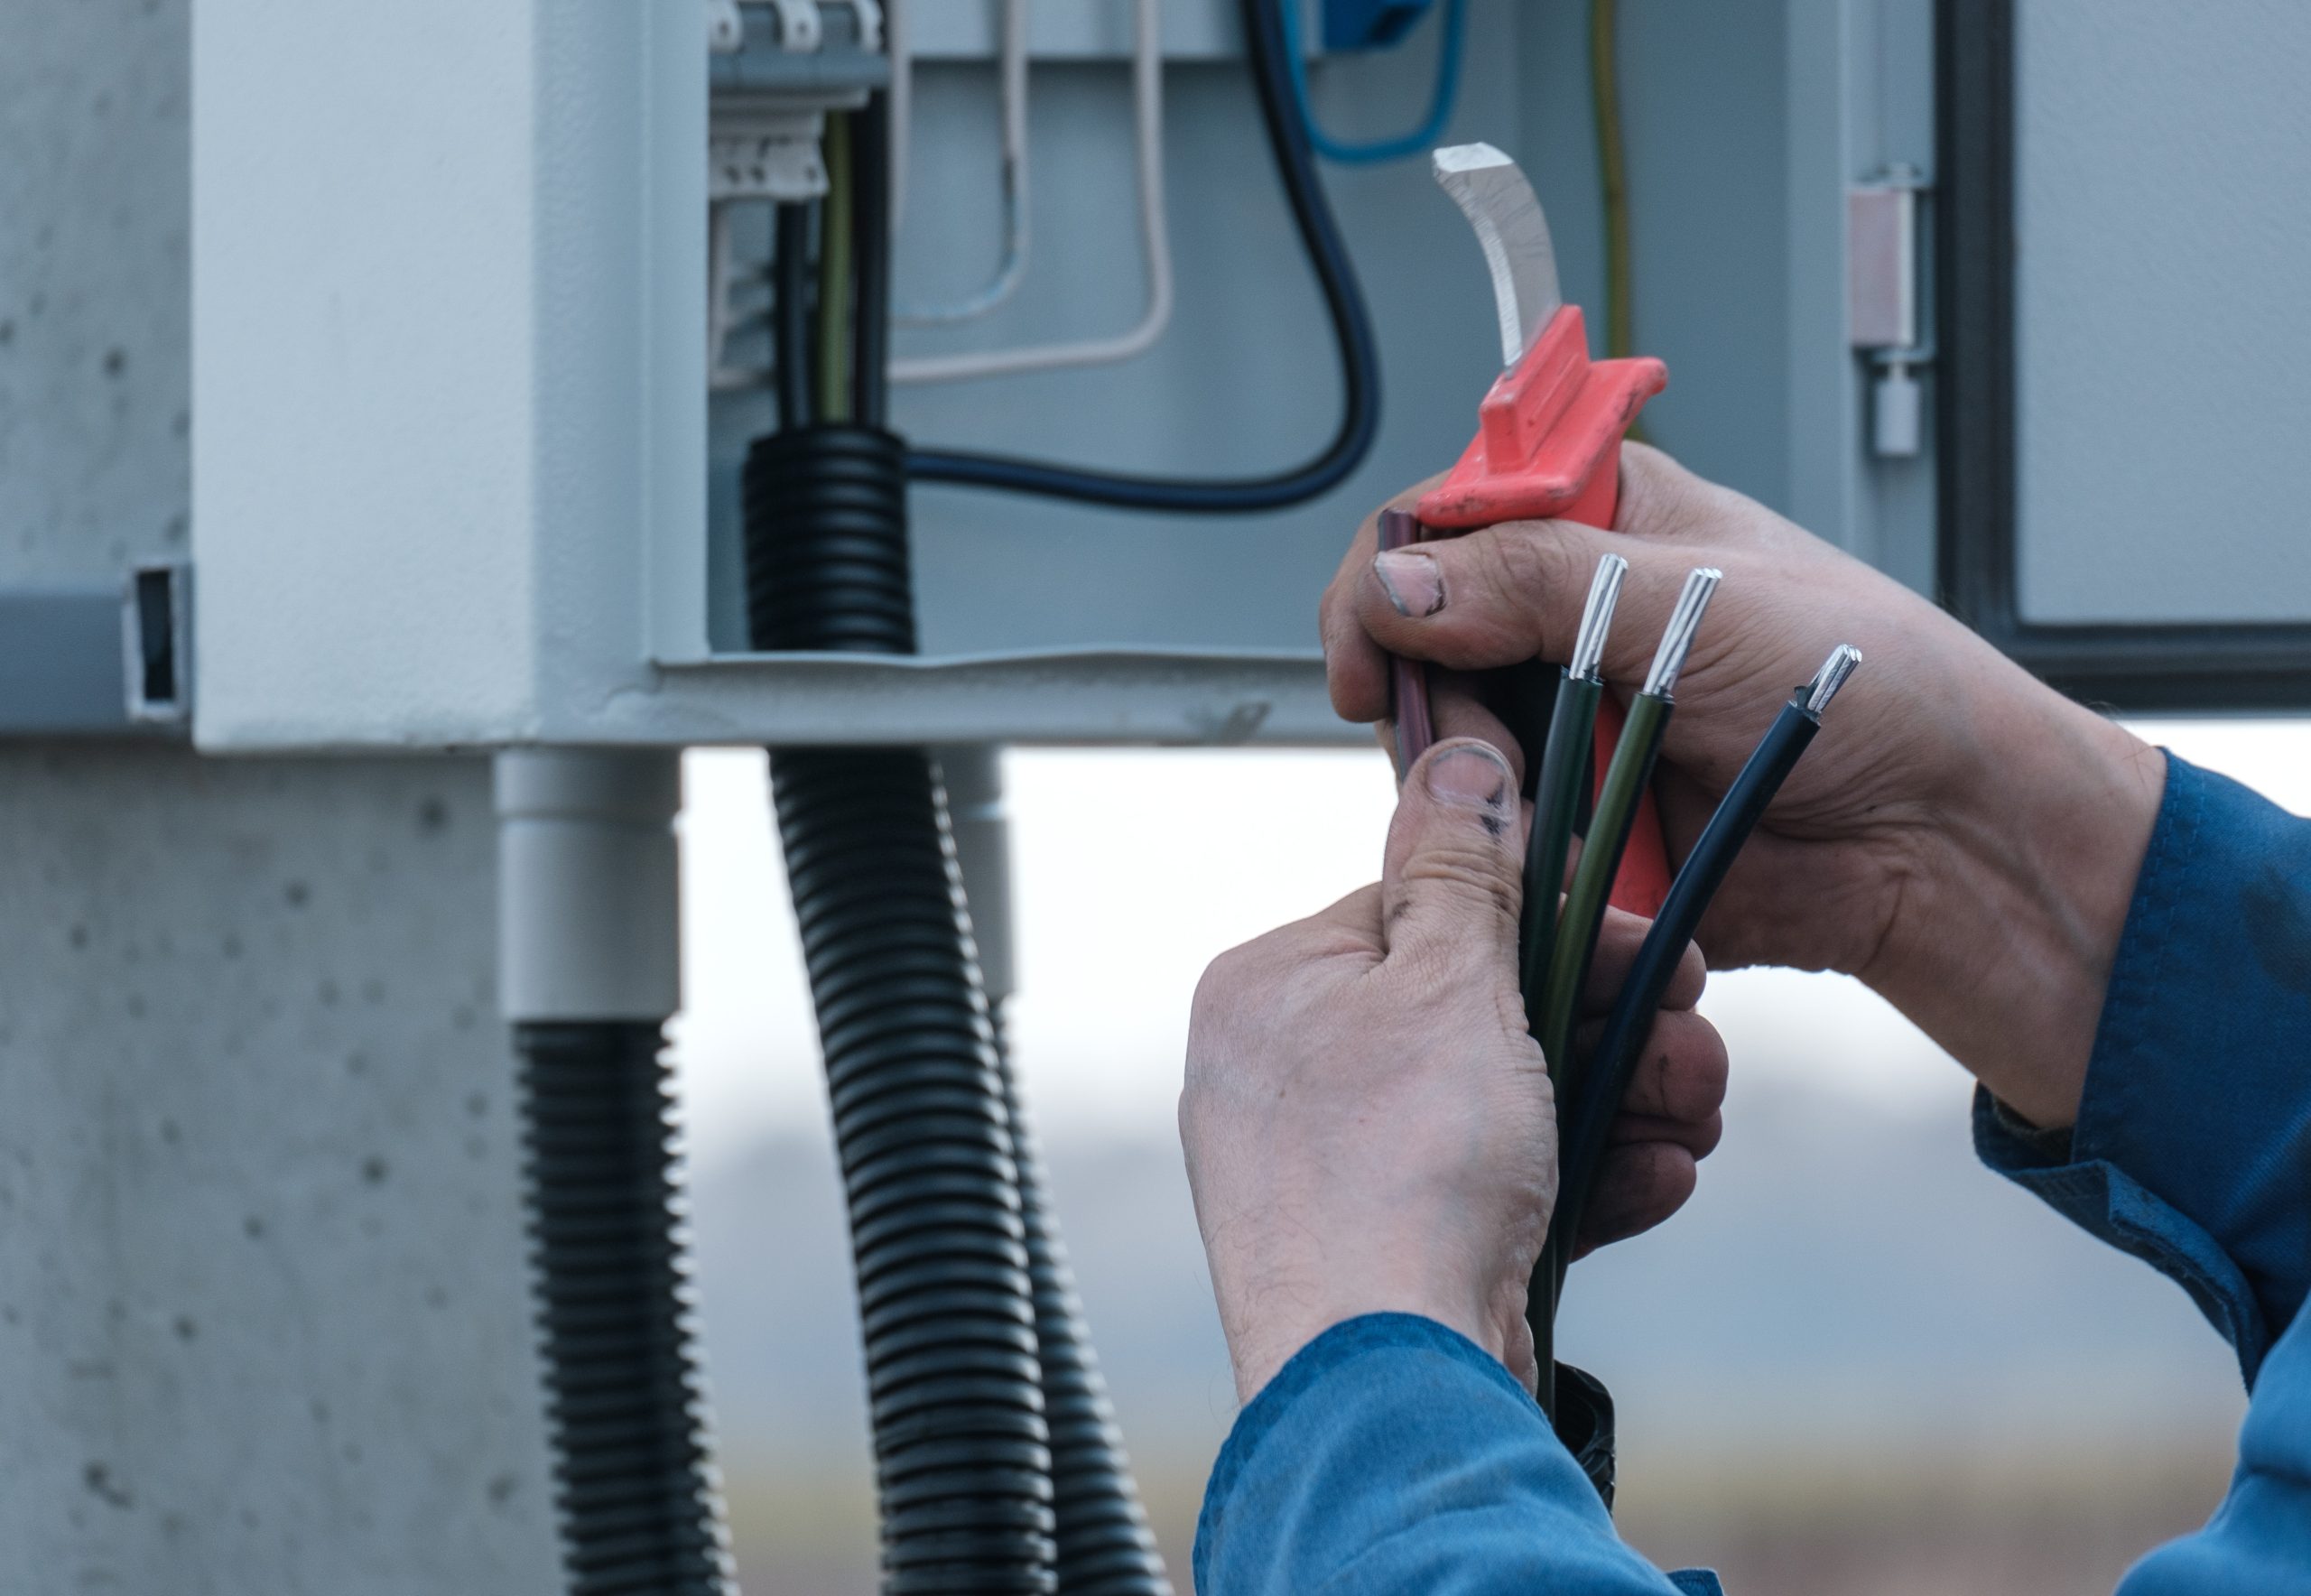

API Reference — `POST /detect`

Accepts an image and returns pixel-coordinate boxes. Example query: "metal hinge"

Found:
[1849,165,1932,459]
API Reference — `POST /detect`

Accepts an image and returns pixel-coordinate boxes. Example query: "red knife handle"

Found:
[1412,307,1674,920]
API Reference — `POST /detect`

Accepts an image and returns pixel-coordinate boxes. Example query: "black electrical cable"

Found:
[775,203,815,431]
[514,1020,735,1596]
[851,97,895,431]
[1545,645,1862,1301]
[900,0,1381,514]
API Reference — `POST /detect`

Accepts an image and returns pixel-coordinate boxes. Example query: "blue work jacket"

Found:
[1194,755,2311,1594]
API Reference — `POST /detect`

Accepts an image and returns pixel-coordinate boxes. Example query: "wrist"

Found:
[1865,675,2163,1127]
[1220,1263,1510,1404]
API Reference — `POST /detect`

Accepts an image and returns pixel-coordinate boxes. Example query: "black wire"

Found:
[900,0,1382,514]
[850,97,893,429]
[775,203,814,431]
[1545,695,1822,1290]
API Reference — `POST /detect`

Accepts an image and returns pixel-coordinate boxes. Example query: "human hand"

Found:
[1180,738,1724,1402]
[1319,445,2166,1129]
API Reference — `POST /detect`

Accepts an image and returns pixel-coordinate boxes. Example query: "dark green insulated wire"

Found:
[1520,671,1602,1020]
[1535,689,1672,1094]
[1519,554,1629,1042]
[1527,567,1720,1420]
[1530,684,1661,1424]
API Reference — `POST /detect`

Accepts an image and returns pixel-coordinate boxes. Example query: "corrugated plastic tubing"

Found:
[746,421,1166,1592]
[515,1020,735,1594]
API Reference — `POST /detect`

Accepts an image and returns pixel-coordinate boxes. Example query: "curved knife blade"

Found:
[1433,142,1563,368]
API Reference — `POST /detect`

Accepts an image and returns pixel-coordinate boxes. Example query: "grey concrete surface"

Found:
[0,2,560,1589]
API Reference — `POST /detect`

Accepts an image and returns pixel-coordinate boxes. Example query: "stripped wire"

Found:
[1518,555,1627,1016]
[1528,566,1717,1417]
[1545,644,1863,1302]
[1533,567,1720,1092]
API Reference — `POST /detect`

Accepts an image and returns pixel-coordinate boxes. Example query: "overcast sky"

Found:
[669,719,2311,1167]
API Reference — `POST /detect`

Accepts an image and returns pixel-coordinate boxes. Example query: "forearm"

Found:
[1862,661,2165,1129]
[1197,1315,1687,1595]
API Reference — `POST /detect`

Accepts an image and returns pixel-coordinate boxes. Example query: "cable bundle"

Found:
[1517,560,1861,1455]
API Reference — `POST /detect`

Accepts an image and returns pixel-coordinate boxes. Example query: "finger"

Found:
[1608,1109,1724,1160]
[1322,479,1439,724]
[1375,674,1526,787]
[1379,738,1523,968]
[1582,906,1709,1014]
[1572,1141,1697,1254]
[1357,519,1703,685]
[1431,674,1527,786]
[1572,1007,1728,1132]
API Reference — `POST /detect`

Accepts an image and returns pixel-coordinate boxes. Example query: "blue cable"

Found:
[1279,0,1468,166]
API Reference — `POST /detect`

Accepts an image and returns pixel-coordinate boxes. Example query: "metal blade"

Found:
[1433,143,1563,367]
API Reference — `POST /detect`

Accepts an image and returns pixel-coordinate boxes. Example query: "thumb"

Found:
[1380,738,1524,969]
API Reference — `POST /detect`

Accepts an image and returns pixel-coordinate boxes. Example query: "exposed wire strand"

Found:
[1278,0,1469,166]
[889,0,1174,385]
[891,0,1031,326]
[1641,567,1722,697]
[1569,552,1629,684]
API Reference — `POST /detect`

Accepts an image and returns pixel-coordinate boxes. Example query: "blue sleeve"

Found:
[1976,754,2311,1379]
[1193,1314,1712,1595]
[1975,753,2311,1595]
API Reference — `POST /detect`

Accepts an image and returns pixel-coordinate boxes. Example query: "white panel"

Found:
[2016,0,2311,625]
[192,1,704,750]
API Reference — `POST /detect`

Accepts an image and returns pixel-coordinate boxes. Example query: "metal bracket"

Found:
[0,566,189,738]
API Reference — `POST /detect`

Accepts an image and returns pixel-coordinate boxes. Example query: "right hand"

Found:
[1319,444,2167,1129]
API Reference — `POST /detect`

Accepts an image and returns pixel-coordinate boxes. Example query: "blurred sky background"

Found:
[670,718,2303,1594]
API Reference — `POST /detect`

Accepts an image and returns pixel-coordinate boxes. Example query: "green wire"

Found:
[1520,673,1603,1022]
[1527,688,1667,1422]
[1535,691,1672,1102]
[816,115,854,423]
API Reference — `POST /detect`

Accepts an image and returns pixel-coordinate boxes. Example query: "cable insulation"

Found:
[889,0,1173,386]
[901,0,1380,514]
[1278,0,1468,165]
[1519,671,1601,1016]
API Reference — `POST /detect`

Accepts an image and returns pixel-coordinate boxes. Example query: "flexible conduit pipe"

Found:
[943,746,1169,1591]
[746,426,1168,1592]
[496,751,736,1595]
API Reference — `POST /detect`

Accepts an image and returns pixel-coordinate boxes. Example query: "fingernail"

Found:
[1425,744,1513,812]
[1373,549,1445,617]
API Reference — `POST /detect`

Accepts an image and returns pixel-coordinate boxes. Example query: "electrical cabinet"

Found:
[199,0,2311,754]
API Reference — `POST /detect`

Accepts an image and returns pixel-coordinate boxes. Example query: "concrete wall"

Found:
[0,4,559,1589]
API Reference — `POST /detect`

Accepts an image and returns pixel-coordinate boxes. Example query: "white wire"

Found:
[892,0,1032,326]
[888,0,1172,385]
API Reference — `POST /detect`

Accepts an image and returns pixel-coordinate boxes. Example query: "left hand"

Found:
[1180,738,1727,1402]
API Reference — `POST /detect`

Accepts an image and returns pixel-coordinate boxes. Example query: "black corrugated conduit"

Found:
[515,1019,735,1595]
[746,417,1168,1589]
